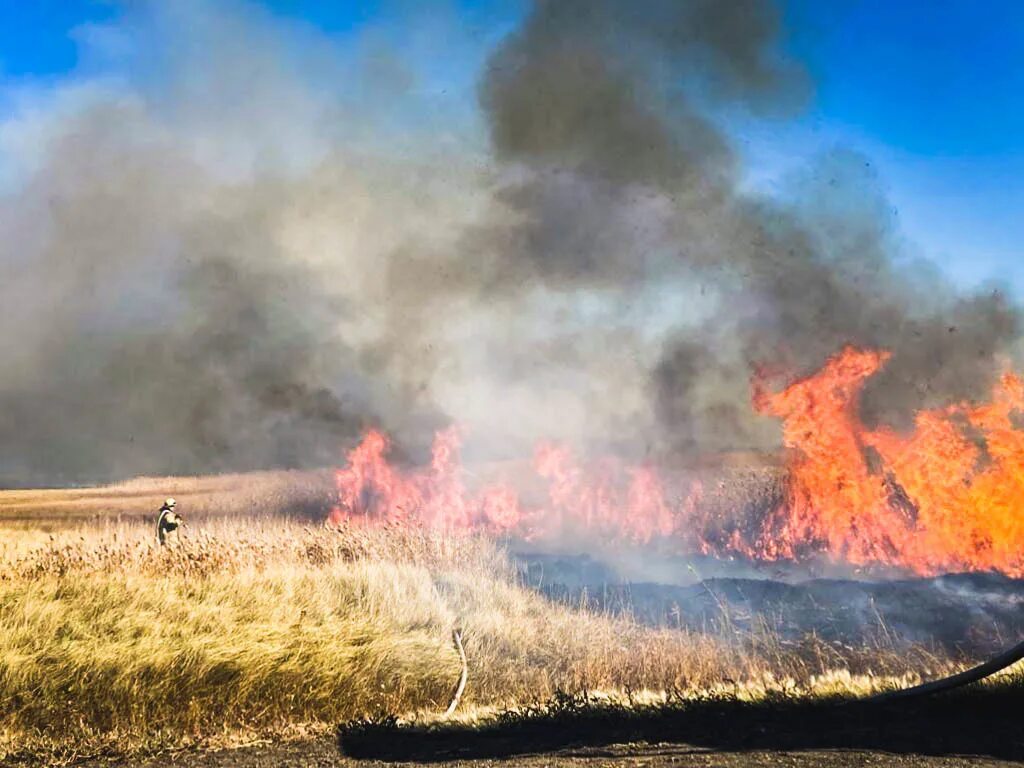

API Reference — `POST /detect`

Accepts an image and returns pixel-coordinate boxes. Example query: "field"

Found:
[0,470,335,529]
[0,474,1020,766]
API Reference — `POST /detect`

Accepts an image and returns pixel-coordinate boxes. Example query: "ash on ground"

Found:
[515,552,1024,656]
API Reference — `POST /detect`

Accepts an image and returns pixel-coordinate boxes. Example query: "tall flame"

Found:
[331,346,1024,576]
[755,345,1024,575]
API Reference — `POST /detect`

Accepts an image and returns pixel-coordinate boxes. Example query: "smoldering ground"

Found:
[0,0,1018,485]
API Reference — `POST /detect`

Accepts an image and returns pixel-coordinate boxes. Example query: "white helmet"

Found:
[164,497,176,509]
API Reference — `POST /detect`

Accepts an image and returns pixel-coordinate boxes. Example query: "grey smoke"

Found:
[0,0,1018,485]
[0,98,375,483]
[477,0,1019,449]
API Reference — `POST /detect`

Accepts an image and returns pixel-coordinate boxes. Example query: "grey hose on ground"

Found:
[445,628,468,717]
[870,638,1024,702]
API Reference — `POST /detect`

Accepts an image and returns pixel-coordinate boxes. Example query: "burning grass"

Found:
[326,345,1024,580]
[0,517,981,765]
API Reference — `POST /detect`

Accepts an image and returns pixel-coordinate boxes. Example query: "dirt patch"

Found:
[96,739,1013,768]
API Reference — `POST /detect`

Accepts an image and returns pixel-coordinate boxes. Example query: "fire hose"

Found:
[869,637,1024,702]
[444,628,468,716]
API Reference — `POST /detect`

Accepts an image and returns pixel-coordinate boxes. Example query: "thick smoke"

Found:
[0,0,1018,485]
[0,99,372,482]
[477,0,1019,447]
[0,4,456,483]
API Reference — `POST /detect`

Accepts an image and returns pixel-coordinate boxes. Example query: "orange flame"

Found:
[331,346,1024,576]
[330,428,695,546]
[755,345,1024,575]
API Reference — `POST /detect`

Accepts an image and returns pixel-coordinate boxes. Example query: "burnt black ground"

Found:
[520,555,1024,655]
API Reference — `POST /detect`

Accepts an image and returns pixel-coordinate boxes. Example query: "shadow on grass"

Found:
[338,685,1024,763]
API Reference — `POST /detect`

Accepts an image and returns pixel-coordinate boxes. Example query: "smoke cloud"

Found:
[0,0,1018,485]
[476,0,1018,448]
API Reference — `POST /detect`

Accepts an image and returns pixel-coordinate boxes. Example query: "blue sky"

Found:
[779,0,1024,293]
[1,0,1022,294]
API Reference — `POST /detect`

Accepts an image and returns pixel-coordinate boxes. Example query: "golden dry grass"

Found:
[0,514,970,765]
[0,470,335,529]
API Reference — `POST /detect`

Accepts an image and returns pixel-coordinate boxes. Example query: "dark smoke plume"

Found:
[478,0,1019,449]
[0,0,1018,484]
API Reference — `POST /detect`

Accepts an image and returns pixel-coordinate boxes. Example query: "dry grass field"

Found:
[0,475,1001,765]
[0,470,335,530]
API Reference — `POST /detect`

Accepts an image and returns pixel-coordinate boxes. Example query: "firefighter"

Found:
[156,497,183,547]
